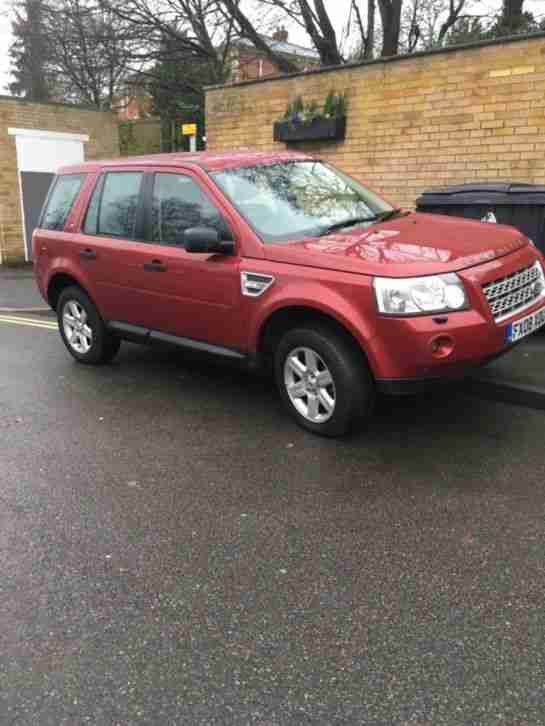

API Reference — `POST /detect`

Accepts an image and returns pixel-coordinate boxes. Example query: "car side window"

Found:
[83,171,143,238]
[82,174,104,235]
[40,174,86,231]
[151,173,227,245]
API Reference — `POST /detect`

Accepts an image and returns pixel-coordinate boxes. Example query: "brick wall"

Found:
[0,97,119,264]
[206,34,545,210]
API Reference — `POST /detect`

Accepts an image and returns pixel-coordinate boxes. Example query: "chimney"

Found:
[273,25,289,43]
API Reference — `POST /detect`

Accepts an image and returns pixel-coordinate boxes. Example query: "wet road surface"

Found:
[1,315,545,725]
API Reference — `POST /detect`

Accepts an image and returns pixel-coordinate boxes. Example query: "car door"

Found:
[74,168,180,332]
[140,169,246,351]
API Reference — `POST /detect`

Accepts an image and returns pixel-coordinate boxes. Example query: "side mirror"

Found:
[183,227,234,255]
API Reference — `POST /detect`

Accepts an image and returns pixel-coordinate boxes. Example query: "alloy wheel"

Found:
[62,300,93,355]
[283,346,336,423]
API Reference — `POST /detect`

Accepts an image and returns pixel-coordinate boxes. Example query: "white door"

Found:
[8,128,88,260]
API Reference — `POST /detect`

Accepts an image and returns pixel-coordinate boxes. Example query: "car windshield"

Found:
[211,160,394,243]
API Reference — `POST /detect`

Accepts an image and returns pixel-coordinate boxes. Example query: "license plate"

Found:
[506,304,545,343]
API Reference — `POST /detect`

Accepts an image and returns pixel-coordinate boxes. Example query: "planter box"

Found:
[273,116,346,143]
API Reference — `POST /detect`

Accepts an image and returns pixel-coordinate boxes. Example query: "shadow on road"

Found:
[63,340,520,501]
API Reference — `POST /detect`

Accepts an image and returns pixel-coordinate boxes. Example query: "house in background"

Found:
[116,76,154,121]
[116,28,319,121]
[229,27,319,83]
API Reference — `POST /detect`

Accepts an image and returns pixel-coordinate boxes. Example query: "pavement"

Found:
[469,335,545,410]
[0,264,49,311]
[2,314,545,724]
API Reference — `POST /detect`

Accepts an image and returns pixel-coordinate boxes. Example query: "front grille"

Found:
[482,261,545,321]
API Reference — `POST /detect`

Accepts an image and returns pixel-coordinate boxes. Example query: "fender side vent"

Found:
[241,271,275,297]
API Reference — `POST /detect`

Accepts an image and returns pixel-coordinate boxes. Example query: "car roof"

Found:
[58,149,314,175]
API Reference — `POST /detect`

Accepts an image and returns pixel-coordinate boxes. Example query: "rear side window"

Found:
[40,174,86,231]
[83,171,143,238]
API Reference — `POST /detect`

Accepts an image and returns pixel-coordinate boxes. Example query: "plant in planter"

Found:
[323,90,346,119]
[273,91,347,143]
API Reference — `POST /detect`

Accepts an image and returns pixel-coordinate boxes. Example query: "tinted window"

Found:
[152,173,225,244]
[41,174,86,231]
[84,172,143,238]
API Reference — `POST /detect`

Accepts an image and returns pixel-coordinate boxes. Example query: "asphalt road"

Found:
[0,268,46,310]
[2,314,545,725]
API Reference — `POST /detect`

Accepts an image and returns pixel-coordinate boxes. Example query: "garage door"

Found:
[8,128,88,260]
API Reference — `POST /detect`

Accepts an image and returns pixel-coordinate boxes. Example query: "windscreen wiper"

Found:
[318,215,377,236]
[318,209,410,236]
[373,208,410,222]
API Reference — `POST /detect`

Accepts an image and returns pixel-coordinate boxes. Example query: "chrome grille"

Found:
[482,261,545,322]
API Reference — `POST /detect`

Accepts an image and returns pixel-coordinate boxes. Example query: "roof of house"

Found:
[235,35,320,61]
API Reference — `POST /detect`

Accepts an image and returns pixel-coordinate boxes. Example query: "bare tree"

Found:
[400,0,470,52]
[350,0,376,59]
[104,0,301,80]
[231,0,343,68]
[437,0,468,44]
[294,0,343,65]
[40,0,140,107]
[402,0,422,51]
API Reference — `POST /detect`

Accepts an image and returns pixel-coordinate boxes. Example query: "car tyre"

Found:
[57,286,120,365]
[274,324,374,437]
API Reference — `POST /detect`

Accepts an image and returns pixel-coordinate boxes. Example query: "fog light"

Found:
[430,335,454,359]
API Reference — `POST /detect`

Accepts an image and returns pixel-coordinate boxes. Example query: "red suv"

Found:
[34,150,545,436]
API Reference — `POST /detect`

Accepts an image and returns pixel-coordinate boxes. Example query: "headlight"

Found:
[373,273,469,315]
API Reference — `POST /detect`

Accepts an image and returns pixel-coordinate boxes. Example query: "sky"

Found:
[0,5,10,93]
[0,0,543,93]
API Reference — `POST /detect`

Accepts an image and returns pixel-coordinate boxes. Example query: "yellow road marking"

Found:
[0,314,58,326]
[0,314,58,330]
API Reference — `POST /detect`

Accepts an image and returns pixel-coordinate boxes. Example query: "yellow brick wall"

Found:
[205,35,545,211]
[0,98,119,264]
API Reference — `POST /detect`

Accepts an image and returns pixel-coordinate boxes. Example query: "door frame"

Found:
[8,128,89,260]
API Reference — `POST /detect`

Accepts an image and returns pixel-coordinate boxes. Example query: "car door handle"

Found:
[80,248,97,260]
[143,260,167,272]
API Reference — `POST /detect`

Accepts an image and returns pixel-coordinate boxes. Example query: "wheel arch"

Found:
[47,271,87,310]
[256,304,373,373]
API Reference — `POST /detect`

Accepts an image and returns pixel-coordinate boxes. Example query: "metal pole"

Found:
[189,134,196,153]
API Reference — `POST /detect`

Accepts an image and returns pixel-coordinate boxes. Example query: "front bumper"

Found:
[367,245,545,386]
[375,342,521,395]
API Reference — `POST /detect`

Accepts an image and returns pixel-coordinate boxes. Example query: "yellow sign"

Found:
[181,123,197,136]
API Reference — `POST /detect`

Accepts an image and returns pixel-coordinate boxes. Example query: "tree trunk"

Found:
[366,0,375,58]
[437,0,467,46]
[378,0,402,57]
[502,0,525,31]
[312,0,343,65]
[297,0,343,66]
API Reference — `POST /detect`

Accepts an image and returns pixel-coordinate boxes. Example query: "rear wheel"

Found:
[274,325,374,437]
[57,286,120,365]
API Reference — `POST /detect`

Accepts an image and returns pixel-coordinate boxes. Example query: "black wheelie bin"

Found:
[416,183,545,255]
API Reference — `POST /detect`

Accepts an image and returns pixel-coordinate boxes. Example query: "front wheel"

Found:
[274,325,374,437]
[57,286,120,365]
